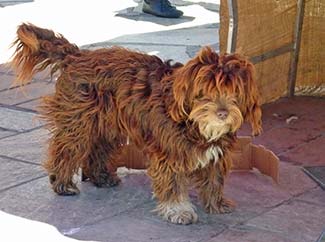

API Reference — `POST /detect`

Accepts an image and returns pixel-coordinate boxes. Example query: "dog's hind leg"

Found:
[191,156,235,214]
[44,129,92,196]
[82,136,122,188]
[41,86,98,195]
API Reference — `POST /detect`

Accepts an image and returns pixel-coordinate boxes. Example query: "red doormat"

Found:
[302,166,325,190]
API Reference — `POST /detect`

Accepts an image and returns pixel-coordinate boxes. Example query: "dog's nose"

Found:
[217,109,228,120]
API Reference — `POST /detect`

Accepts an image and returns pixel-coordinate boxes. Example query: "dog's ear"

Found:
[169,46,219,122]
[238,59,263,136]
[245,95,263,136]
[169,62,196,122]
[217,54,262,135]
[236,59,263,136]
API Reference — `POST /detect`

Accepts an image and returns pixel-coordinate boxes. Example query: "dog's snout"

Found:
[217,109,228,120]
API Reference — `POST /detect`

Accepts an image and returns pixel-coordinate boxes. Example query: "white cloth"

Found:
[0,211,96,242]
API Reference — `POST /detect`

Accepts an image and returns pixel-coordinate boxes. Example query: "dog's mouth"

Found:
[189,100,243,141]
[198,122,231,142]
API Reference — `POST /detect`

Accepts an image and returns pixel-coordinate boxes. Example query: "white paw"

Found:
[156,200,198,225]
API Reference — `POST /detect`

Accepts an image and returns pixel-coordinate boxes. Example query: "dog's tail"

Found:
[11,23,79,85]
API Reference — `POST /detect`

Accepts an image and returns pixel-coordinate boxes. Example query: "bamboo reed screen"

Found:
[219,0,324,103]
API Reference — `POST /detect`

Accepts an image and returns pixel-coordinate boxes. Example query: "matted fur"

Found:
[11,23,262,224]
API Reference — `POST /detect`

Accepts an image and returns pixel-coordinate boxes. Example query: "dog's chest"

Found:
[196,146,223,169]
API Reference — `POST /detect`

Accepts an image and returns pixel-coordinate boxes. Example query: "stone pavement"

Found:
[0,1,325,242]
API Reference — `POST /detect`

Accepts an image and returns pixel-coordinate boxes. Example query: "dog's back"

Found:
[11,23,172,90]
[59,46,171,88]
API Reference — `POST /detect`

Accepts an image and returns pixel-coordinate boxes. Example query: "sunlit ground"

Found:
[0,0,219,63]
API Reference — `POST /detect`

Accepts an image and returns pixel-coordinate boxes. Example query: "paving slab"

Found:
[0,173,153,231]
[0,64,52,89]
[0,157,44,192]
[71,211,226,242]
[0,63,14,75]
[0,106,42,132]
[253,126,319,155]
[0,127,48,164]
[296,187,325,207]
[0,72,15,91]
[16,98,42,111]
[0,129,16,139]
[0,81,55,105]
[276,162,318,195]
[238,97,325,142]
[85,43,191,65]
[207,227,296,242]
[262,97,325,117]
[250,97,325,133]
[246,200,325,242]
[279,136,325,166]
[225,160,316,207]
[102,23,219,47]
[85,42,219,67]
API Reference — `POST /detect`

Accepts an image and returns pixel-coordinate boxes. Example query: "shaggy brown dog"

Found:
[11,23,262,225]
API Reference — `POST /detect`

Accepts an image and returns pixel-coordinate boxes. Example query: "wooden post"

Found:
[288,0,305,97]
[226,0,238,53]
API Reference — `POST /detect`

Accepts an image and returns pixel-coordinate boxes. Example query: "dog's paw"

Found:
[167,208,198,225]
[205,197,235,214]
[55,184,80,196]
[92,172,121,188]
[157,200,198,225]
[52,183,80,196]
[49,174,80,196]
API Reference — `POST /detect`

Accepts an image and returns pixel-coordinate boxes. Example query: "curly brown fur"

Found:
[11,23,262,224]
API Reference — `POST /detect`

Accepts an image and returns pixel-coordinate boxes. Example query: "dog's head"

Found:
[169,46,262,140]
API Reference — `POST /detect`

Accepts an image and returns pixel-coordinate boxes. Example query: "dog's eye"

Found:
[195,91,204,99]
[232,99,239,105]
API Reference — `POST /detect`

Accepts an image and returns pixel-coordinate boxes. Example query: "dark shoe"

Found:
[143,0,183,18]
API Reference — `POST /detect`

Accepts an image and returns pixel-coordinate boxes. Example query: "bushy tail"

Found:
[11,23,79,85]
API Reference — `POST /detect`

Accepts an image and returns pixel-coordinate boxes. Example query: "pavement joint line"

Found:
[0,174,47,194]
[222,199,298,232]
[0,132,19,140]
[198,227,229,242]
[83,42,204,48]
[0,127,27,134]
[231,186,319,229]
[0,127,18,132]
[79,200,155,229]
[0,71,14,76]
[0,102,38,114]
[77,198,231,235]
[0,125,46,140]
[295,196,325,208]
[0,126,34,133]
[0,77,53,94]
[277,134,323,157]
[230,224,288,237]
[0,154,42,166]
[14,97,40,106]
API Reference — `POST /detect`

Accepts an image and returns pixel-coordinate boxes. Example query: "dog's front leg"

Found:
[148,161,197,225]
[191,154,235,214]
